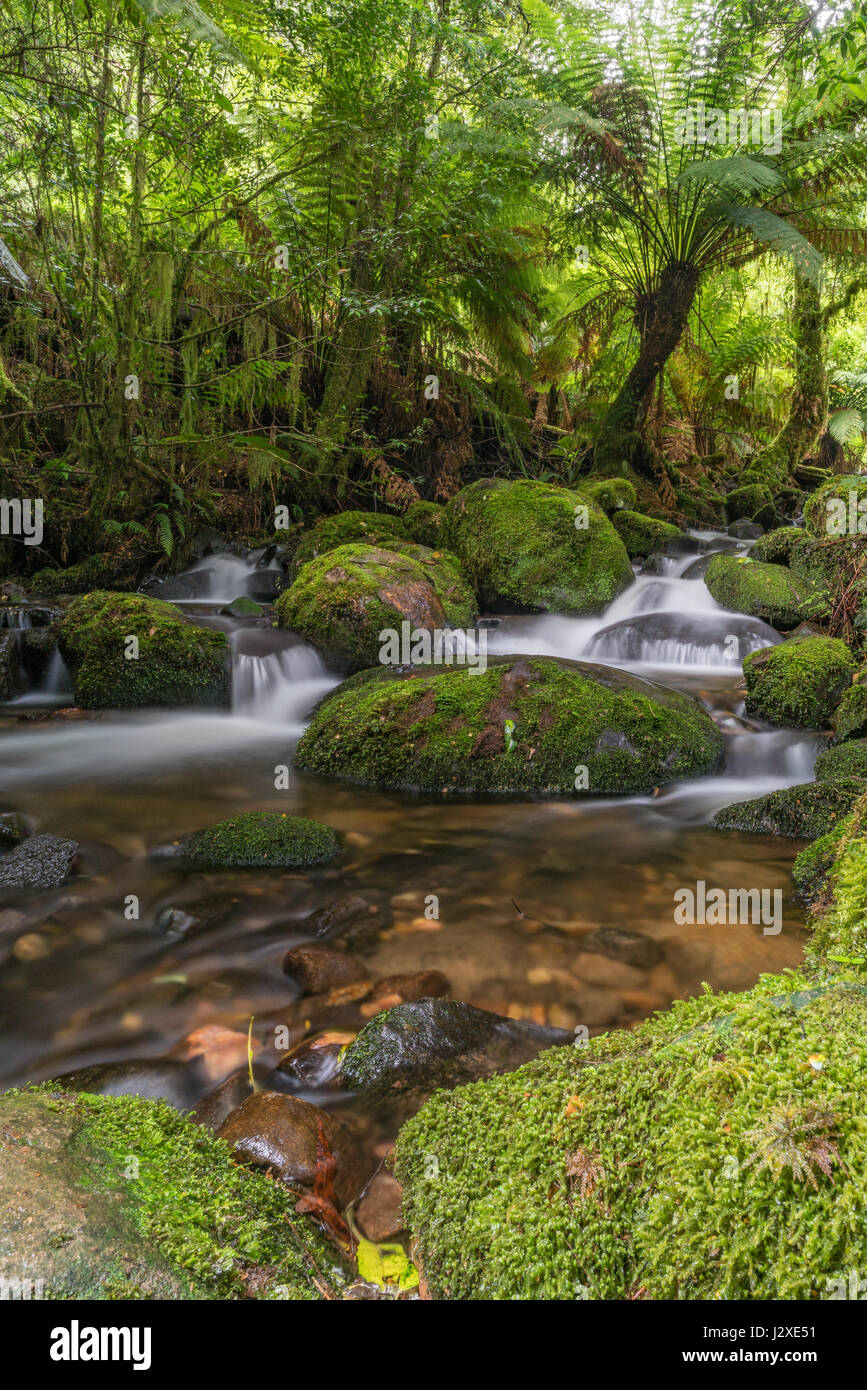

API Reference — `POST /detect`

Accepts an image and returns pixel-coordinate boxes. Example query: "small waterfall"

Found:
[0,609,32,629]
[231,630,337,726]
[148,548,284,604]
[584,611,780,670]
[10,647,74,707]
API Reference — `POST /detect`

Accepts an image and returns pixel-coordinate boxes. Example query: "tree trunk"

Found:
[593,260,699,475]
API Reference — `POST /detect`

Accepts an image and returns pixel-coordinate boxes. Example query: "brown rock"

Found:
[581,927,663,970]
[190,1070,253,1131]
[356,1172,404,1242]
[282,943,370,996]
[216,1090,368,1206]
[572,952,645,991]
[363,969,450,1015]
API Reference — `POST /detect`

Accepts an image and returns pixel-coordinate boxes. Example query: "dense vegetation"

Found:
[1,0,866,582]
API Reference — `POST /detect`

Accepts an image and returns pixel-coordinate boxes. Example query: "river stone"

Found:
[190,1071,255,1131]
[0,834,78,890]
[0,812,29,849]
[282,943,370,996]
[270,1035,352,1090]
[216,1091,367,1206]
[176,812,339,868]
[52,1059,203,1110]
[303,894,379,943]
[295,656,724,796]
[712,779,866,839]
[220,595,264,617]
[580,926,663,970]
[340,998,571,1100]
[743,637,857,729]
[0,630,25,701]
[356,1173,405,1242]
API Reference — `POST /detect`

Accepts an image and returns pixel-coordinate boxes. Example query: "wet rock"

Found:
[357,1172,404,1242]
[0,834,78,890]
[190,1070,255,1131]
[246,570,281,603]
[216,1091,367,1206]
[712,779,866,839]
[220,595,264,617]
[340,998,571,1100]
[362,970,450,1014]
[304,894,380,943]
[271,1033,353,1090]
[571,952,645,990]
[0,629,25,701]
[0,811,29,849]
[584,611,779,667]
[52,1059,203,1109]
[727,519,764,539]
[580,926,663,970]
[282,943,370,996]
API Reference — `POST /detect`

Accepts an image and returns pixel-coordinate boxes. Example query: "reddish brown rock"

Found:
[216,1090,368,1206]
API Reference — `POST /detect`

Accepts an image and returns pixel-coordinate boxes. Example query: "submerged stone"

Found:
[0,834,78,890]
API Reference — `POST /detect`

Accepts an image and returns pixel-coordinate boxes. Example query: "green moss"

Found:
[290,510,408,575]
[295,655,724,795]
[177,812,339,867]
[0,1086,344,1299]
[580,477,637,515]
[57,591,230,709]
[394,974,867,1299]
[712,779,866,839]
[28,555,124,597]
[442,478,633,614]
[815,739,867,781]
[704,554,827,630]
[803,474,867,538]
[724,483,773,523]
[792,828,846,906]
[751,527,804,565]
[742,637,856,729]
[608,509,681,559]
[832,669,867,742]
[403,501,446,548]
[275,542,478,672]
[804,797,867,967]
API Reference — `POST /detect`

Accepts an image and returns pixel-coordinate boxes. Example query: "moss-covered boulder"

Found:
[276,543,477,672]
[816,739,867,781]
[443,478,633,614]
[176,812,339,867]
[833,669,867,743]
[295,656,724,796]
[289,509,408,575]
[704,554,827,630]
[394,974,867,1299]
[742,637,856,729]
[751,526,803,564]
[799,795,867,966]
[0,1087,345,1299]
[803,474,867,538]
[580,477,637,515]
[609,510,682,559]
[712,779,865,839]
[28,553,129,597]
[57,591,230,708]
[403,500,446,548]
[724,483,773,523]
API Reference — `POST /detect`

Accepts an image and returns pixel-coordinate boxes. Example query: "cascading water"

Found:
[230,629,337,728]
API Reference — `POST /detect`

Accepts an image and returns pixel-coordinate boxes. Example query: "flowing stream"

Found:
[0,532,816,1108]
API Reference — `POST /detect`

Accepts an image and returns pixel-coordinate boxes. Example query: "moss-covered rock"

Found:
[57,591,230,708]
[403,500,446,548]
[712,779,865,839]
[609,509,682,559]
[580,477,637,515]
[803,474,867,538]
[394,973,867,1299]
[0,1087,345,1299]
[289,509,408,576]
[443,478,632,614]
[295,656,724,796]
[750,526,803,565]
[704,554,827,630]
[832,668,867,743]
[28,554,128,597]
[801,796,867,967]
[816,738,867,781]
[742,637,856,729]
[724,483,773,523]
[275,543,477,672]
[176,812,339,867]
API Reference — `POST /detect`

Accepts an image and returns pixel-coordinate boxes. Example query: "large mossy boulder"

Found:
[580,477,637,515]
[442,478,633,614]
[57,591,230,708]
[295,656,724,796]
[276,543,477,673]
[751,526,803,564]
[803,474,867,537]
[712,779,865,839]
[0,1087,345,1299]
[704,554,826,630]
[724,483,773,523]
[742,636,856,729]
[609,509,682,559]
[394,974,867,1299]
[816,739,867,781]
[176,812,339,867]
[289,509,408,576]
[403,500,446,548]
